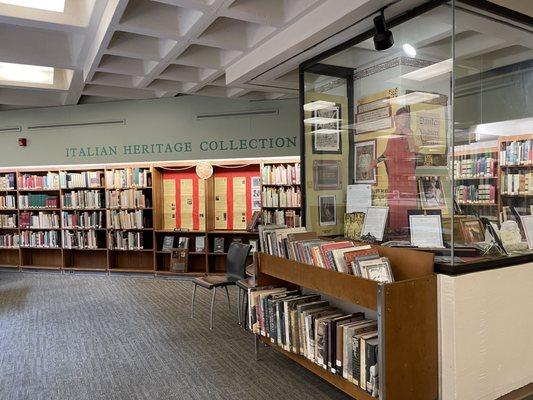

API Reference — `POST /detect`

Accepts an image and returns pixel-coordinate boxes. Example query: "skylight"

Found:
[0,0,65,12]
[0,62,54,85]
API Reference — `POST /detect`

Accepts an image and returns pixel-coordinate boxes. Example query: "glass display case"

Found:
[300,0,532,270]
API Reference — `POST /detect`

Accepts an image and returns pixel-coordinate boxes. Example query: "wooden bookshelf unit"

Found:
[0,158,300,275]
[255,247,437,400]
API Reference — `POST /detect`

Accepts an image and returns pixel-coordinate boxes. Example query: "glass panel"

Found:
[453,3,533,258]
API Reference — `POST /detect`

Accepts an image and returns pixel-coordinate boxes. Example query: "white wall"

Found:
[0,95,299,167]
[439,263,533,400]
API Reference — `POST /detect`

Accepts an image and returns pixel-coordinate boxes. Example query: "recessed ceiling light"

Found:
[400,59,452,81]
[303,100,336,112]
[402,43,417,58]
[0,62,54,85]
[0,0,65,12]
[303,116,341,125]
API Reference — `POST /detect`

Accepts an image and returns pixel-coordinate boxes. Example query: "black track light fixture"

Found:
[373,9,394,51]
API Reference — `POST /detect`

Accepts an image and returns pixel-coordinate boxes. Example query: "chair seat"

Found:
[193,275,237,289]
[236,277,256,290]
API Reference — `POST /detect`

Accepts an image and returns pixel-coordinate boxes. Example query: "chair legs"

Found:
[191,283,197,319]
[224,286,231,312]
[210,287,217,330]
[237,288,242,325]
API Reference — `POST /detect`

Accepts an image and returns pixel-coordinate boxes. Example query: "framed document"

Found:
[313,160,341,190]
[418,176,448,214]
[460,218,485,243]
[519,215,533,250]
[361,206,388,241]
[409,214,444,248]
[312,104,342,154]
[354,140,377,184]
[318,195,336,226]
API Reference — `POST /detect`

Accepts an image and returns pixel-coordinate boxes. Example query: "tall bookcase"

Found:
[0,158,301,275]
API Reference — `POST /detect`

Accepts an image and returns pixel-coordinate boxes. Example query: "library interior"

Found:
[0,1,531,400]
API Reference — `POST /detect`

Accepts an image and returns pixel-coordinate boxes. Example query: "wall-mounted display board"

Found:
[0,157,300,276]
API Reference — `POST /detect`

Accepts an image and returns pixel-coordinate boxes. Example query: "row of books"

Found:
[109,231,144,250]
[0,214,17,228]
[60,171,104,189]
[0,233,19,248]
[500,139,532,166]
[105,168,151,189]
[106,189,150,209]
[249,288,379,397]
[501,172,532,195]
[19,194,59,209]
[18,173,60,190]
[63,230,100,249]
[261,210,302,228]
[62,190,104,209]
[259,227,394,282]
[262,164,301,185]
[20,212,60,229]
[0,195,16,209]
[261,187,301,208]
[454,184,496,204]
[0,173,16,190]
[453,154,497,178]
[20,230,60,248]
[107,210,146,229]
[61,211,104,229]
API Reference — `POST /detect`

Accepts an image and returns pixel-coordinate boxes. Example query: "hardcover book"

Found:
[214,237,225,253]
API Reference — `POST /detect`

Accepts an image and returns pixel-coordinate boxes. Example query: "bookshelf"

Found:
[255,247,437,400]
[0,158,299,275]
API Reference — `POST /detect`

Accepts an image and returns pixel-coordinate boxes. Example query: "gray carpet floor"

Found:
[0,271,351,400]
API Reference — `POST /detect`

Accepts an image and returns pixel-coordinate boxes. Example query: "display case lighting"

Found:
[303,100,336,112]
[310,129,342,134]
[0,62,54,85]
[400,59,452,81]
[303,116,341,125]
[386,91,440,106]
[0,0,65,12]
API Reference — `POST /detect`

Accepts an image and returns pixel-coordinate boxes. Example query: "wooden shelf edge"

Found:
[259,337,374,400]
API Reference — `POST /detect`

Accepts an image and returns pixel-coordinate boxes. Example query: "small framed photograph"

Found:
[359,257,394,283]
[319,195,336,226]
[418,176,448,214]
[354,140,377,184]
[313,160,341,190]
[361,206,388,241]
[312,104,342,154]
[519,215,533,250]
[460,218,485,243]
[409,214,444,248]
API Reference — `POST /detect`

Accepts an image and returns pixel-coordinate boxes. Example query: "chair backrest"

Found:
[226,242,252,280]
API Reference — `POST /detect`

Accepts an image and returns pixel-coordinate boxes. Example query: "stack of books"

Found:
[249,288,379,397]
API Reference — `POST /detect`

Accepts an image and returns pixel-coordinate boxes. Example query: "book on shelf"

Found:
[18,172,60,190]
[455,183,496,204]
[162,236,174,251]
[60,171,103,189]
[19,194,59,209]
[249,239,258,253]
[213,237,224,253]
[0,213,17,228]
[61,211,104,229]
[106,189,150,209]
[19,211,59,229]
[454,152,497,178]
[105,168,151,189]
[109,231,144,250]
[262,163,301,185]
[177,236,189,249]
[0,173,16,190]
[62,190,103,209]
[262,209,301,228]
[501,171,532,195]
[195,236,205,252]
[249,287,379,397]
[107,210,146,229]
[500,139,532,166]
[62,230,99,249]
[20,230,60,248]
[261,186,301,208]
[0,194,16,209]
[0,233,19,248]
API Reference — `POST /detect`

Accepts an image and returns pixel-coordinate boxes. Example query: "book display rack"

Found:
[255,247,437,400]
[0,158,300,275]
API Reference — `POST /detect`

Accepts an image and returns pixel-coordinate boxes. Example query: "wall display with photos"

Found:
[313,160,341,190]
[311,103,342,154]
[353,140,377,184]
[318,195,336,226]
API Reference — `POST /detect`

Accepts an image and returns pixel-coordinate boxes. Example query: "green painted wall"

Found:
[0,95,299,167]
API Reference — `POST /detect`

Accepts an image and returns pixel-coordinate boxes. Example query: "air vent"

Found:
[27,119,126,131]
[0,126,21,133]
[196,109,278,120]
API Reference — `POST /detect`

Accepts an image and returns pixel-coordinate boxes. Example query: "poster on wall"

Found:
[313,160,341,190]
[355,88,397,134]
[312,104,342,154]
[252,177,261,211]
[409,93,447,155]
[319,195,336,226]
[163,180,176,229]
[232,177,247,230]
[214,177,228,230]
[354,140,377,184]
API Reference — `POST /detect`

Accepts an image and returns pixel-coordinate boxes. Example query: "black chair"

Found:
[191,242,251,329]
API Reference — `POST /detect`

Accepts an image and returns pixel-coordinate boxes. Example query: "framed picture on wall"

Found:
[418,176,448,214]
[312,104,342,154]
[313,160,341,190]
[354,140,377,184]
[459,218,485,243]
[319,195,336,226]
